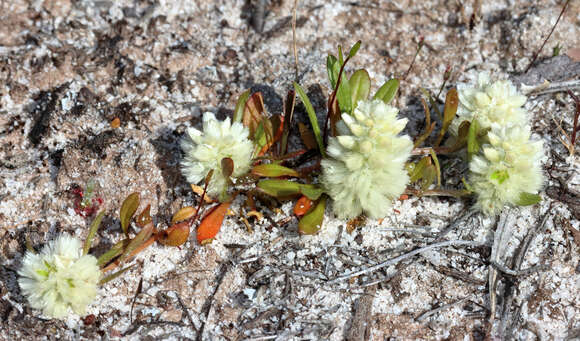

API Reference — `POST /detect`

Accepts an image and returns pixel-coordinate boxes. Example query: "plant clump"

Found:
[321,99,412,219]
[18,235,101,319]
[181,112,254,199]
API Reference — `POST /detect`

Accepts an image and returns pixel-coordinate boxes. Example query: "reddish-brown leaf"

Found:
[243,92,266,138]
[136,204,152,228]
[197,202,230,243]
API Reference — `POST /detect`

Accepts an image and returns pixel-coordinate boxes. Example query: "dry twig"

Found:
[327,240,484,284]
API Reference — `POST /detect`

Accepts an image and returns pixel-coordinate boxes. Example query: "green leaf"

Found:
[326,55,339,89]
[349,69,371,110]
[83,210,105,255]
[336,72,352,114]
[435,88,458,146]
[257,179,302,199]
[251,164,299,177]
[233,89,251,123]
[338,45,344,66]
[420,164,437,191]
[348,40,362,58]
[429,149,441,188]
[298,196,327,235]
[99,265,134,285]
[516,192,541,206]
[373,78,399,104]
[409,157,430,183]
[120,193,139,236]
[299,184,325,200]
[467,119,480,160]
[97,239,129,267]
[293,82,325,157]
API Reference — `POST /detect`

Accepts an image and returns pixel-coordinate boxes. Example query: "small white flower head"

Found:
[470,124,544,215]
[321,100,413,219]
[452,73,528,133]
[181,112,254,197]
[18,234,101,319]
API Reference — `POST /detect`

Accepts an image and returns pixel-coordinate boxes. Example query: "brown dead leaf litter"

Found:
[1,0,579,340]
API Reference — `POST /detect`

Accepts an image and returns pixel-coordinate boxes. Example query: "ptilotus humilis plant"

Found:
[181,112,254,200]
[469,123,544,215]
[321,99,413,219]
[18,235,101,319]
[452,72,528,134]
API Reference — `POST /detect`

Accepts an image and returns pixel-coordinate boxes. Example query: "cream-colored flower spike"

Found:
[18,235,101,319]
[181,112,254,198]
[470,124,544,215]
[452,73,528,133]
[322,100,413,219]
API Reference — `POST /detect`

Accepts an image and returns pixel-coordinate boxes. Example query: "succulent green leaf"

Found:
[83,210,105,255]
[257,179,302,198]
[99,265,134,285]
[348,40,362,58]
[118,222,154,264]
[97,239,129,267]
[516,192,541,206]
[233,89,251,123]
[298,196,327,235]
[299,184,325,200]
[467,119,480,160]
[251,164,299,178]
[293,82,325,157]
[326,55,339,89]
[373,78,399,104]
[120,193,139,236]
[349,69,371,110]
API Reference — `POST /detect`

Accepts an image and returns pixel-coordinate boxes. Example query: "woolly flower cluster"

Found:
[322,100,413,219]
[452,73,528,133]
[181,112,254,197]
[470,124,544,215]
[18,235,100,319]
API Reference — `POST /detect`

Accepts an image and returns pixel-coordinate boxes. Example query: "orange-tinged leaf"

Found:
[158,221,191,246]
[252,164,299,178]
[197,202,230,243]
[435,88,458,146]
[136,204,152,228]
[243,92,266,138]
[111,117,121,128]
[191,184,214,203]
[294,196,313,216]
[171,206,196,224]
[119,222,154,263]
[120,192,139,236]
[346,215,366,234]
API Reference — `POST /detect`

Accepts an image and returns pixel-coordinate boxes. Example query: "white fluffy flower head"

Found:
[452,73,528,133]
[470,124,544,215]
[18,234,101,319]
[181,112,254,197]
[322,100,413,219]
